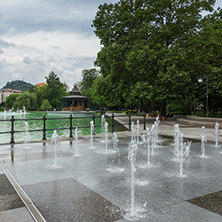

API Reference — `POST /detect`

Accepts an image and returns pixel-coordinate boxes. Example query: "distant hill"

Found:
[2,80,33,92]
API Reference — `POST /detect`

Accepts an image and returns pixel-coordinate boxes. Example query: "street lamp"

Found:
[198,76,208,117]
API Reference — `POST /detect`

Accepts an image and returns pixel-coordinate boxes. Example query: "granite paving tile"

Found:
[0,207,34,222]
[117,201,222,222]
[22,178,124,222]
[0,174,24,212]
[188,191,222,215]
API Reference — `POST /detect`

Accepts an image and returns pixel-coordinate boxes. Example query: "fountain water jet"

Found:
[154,116,160,145]
[140,130,153,168]
[178,140,191,177]
[128,139,137,218]
[104,121,109,153]
[200,126,207,158]
[106,132,124,173]
[173,124,191,177]
[124,139,147,220]
[136,120,142,144]
[101,115,106,142]
[131,121,136,142]
[24,121,31,149]
[73,127,82,157]
[174,124,183,161]
[48,130,63,169]
[112,132,119,151]
[23,106,26,115]
[3,107,6,118]
[150,124,155,155]
[215,122,220,147]
[89,120,95,149]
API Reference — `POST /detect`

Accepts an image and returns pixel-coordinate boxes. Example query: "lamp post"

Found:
[198,76,208,117]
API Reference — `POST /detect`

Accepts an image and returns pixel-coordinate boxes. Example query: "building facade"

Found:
[0,88,22,105]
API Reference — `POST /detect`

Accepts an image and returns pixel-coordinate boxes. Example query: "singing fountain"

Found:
[136,120,142,144]
[131,121,136,141]
[106,132,125,173]
[23,121,31,149]
[89,120,95,149]
[140,129,152,168]
[73,127,82,157]
[101,114,106,142]
[104,121,109,153]
[200,126,208,158]
[47,129,63,169]
[215,122,220,147]
[127,139,138,219]
[2,113,222,222]
[174,124,183,161]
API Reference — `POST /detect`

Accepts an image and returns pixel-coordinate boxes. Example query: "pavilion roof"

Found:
[62,95,88,99]
[70,84,80,94]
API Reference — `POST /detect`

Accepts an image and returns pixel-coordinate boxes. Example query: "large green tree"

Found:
[196,9,222,114]
[13,92,38,111]
[44,72,67,108]
[5,94,20,109]
[28,85,47,109]
[179,8,222,115]
[92,0,216,114]
[78,69,99,97]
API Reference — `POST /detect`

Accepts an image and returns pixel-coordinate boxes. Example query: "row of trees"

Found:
[78,0,222,116]
[5,72,67,111]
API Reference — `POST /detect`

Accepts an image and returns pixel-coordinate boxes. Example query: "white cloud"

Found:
[0,0,119,89]
[3,30,100,57]
[0,30,100,89]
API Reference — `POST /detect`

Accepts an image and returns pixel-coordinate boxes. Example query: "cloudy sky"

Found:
[0,0,117,90]
[0,0,221,90]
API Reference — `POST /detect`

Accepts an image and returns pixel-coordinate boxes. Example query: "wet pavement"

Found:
[0,128,222,221]
[0,118,222,221]
[0,174,24,211]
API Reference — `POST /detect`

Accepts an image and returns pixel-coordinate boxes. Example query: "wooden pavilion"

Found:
[62,84,88,111]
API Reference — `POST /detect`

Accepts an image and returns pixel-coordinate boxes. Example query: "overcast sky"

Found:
[0,0,118,90]
[0,0,221,90]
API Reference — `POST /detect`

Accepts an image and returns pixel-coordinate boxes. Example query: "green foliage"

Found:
[5,94,20,108]
[28,85,47,109]
[13,92,37,111]
[167,102,190,115]
[90,75,124,108]
[78,69,99,97]
[125,109,137,114]
[92,0,218,113]
[4,72,67,111]
[44,72,67,108]
[39,99,52,111]
[2,80,33,92]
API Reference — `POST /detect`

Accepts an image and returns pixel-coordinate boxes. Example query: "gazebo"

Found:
[62,84,88,112]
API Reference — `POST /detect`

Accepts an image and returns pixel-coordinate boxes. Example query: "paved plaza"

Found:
[0,117,222,221]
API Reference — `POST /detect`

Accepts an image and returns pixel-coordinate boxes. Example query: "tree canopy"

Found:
[89,0,221,115]
[44,71,67,108]
[5,72,67,111]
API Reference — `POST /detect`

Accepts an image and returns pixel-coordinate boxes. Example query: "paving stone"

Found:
[23,178,124,222]
[0,207,34,222]
[0,174,24,212]
[188,191,222,215]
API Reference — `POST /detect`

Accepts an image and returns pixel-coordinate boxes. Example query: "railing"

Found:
[109,112,147,133]
[0,112,147,144]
